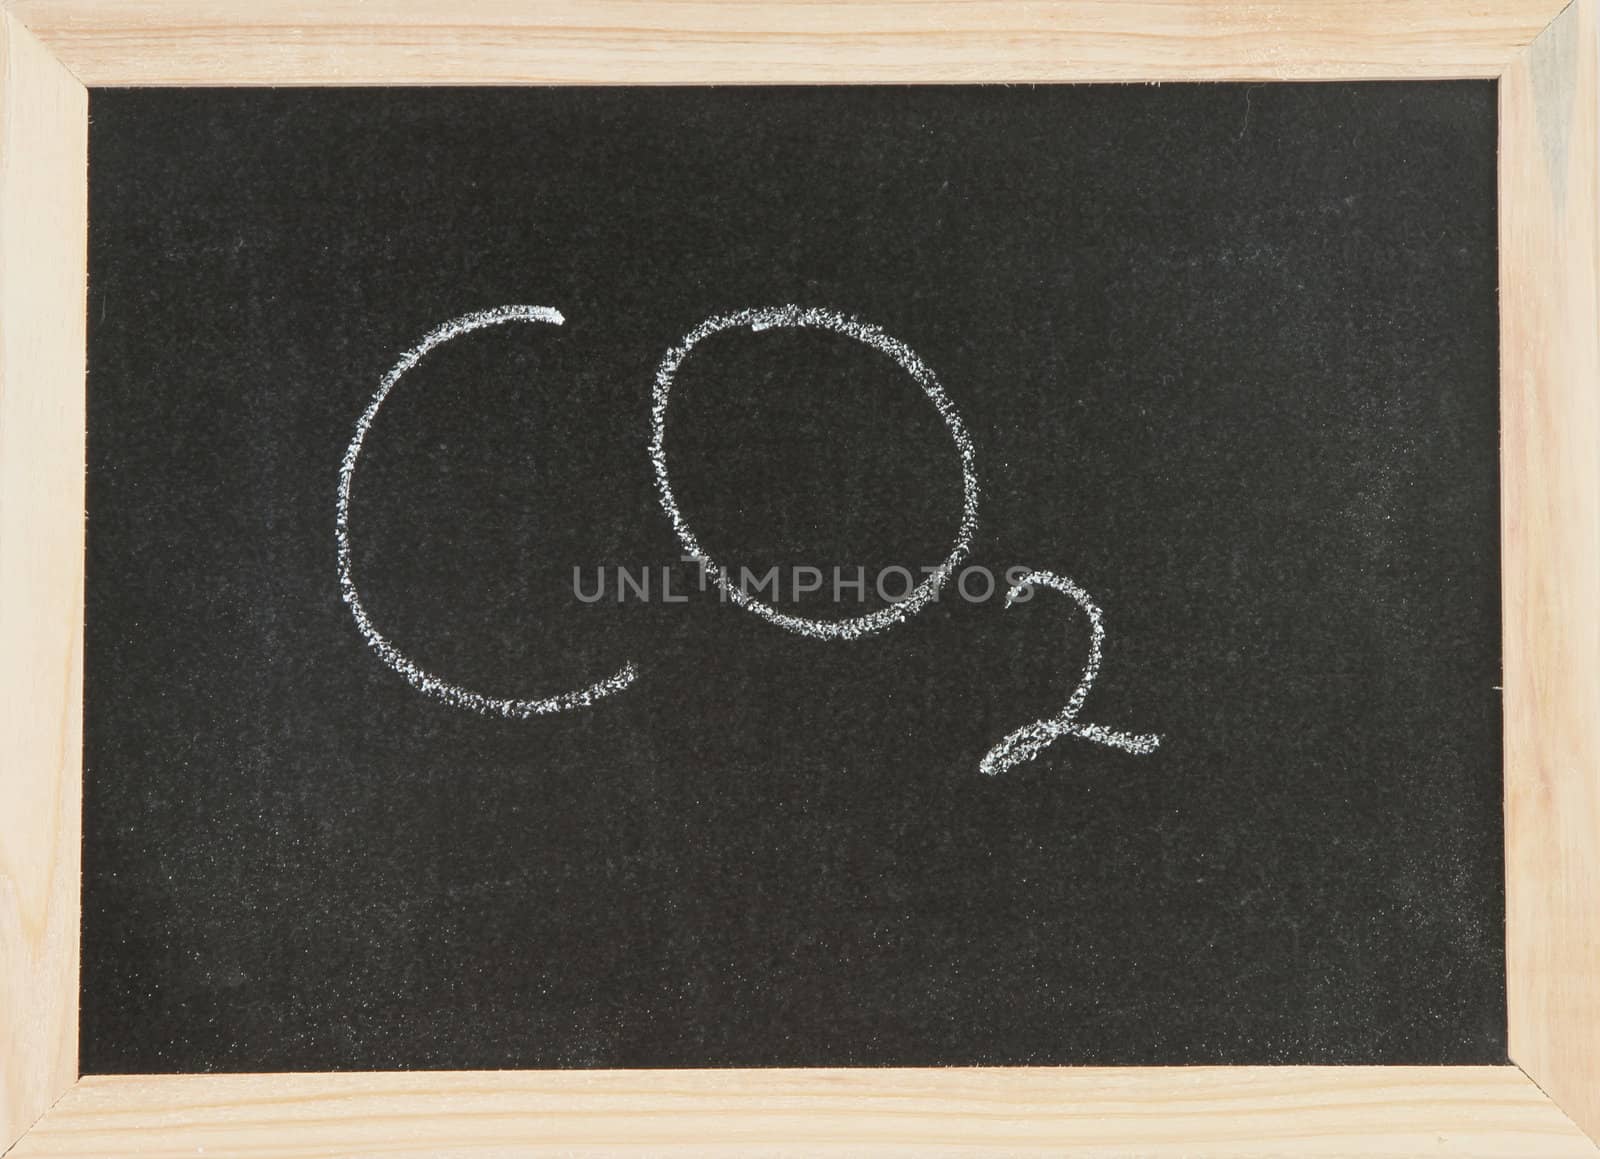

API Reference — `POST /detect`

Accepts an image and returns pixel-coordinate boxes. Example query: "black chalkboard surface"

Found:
[84,84,1503,1073]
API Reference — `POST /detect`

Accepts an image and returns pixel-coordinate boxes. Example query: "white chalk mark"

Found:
[336,304,639,718]
[979,570,1160,776]
[649,305,980,641]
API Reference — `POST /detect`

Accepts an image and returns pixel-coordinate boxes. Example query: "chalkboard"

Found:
[84,84,1503,1073]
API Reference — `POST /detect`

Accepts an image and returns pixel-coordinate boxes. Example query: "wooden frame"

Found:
[1,1,1595,1153]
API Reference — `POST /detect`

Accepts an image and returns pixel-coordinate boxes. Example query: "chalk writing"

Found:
[650,306,980,641]
[336,305,1165,774]
[979,570,1161,776]
[336,305,640,717]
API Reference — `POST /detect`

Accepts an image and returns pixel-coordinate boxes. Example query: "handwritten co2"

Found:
[335,304,1162,776]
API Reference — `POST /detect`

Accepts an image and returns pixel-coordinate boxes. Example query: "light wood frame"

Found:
[1,2,1595,1154]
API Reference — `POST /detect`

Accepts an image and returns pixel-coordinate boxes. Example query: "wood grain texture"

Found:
[7,1067,1598,1157]
[0,8,84,1154]
[1503,0,1600,1146]
[0,0,1578,85]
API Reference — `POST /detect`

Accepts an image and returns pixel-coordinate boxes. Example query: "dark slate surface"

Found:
[84,84,1503,1072]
